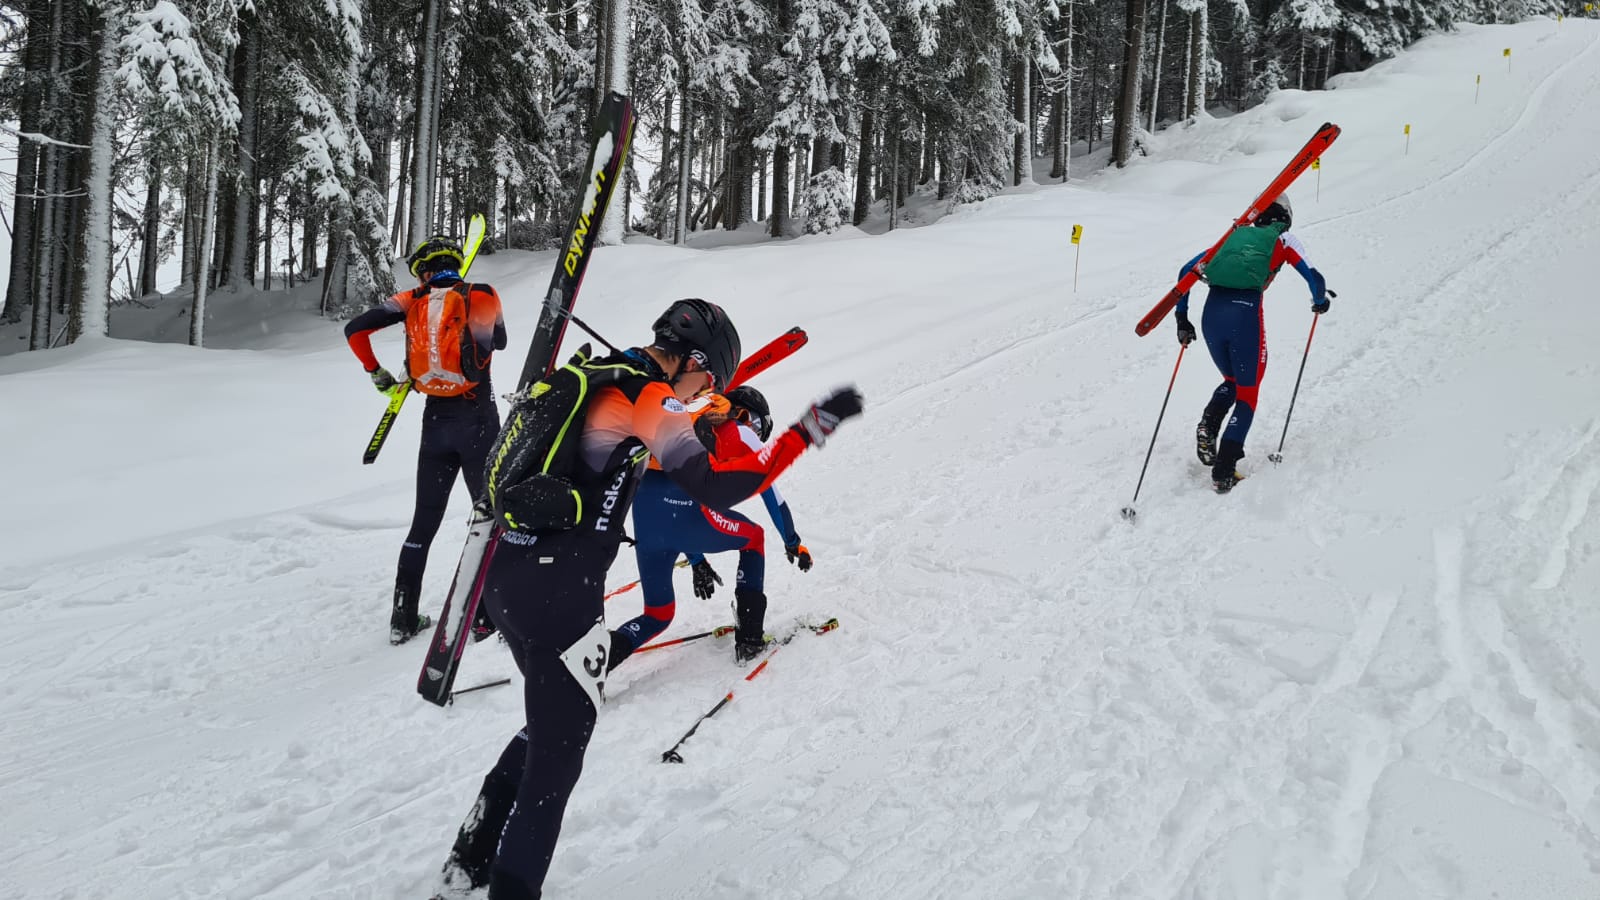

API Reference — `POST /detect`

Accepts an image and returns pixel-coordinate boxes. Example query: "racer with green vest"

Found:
[429,298,864,900]
[1173,196,1332,493]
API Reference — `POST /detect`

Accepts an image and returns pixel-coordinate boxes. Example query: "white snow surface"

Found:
[5,20,1600,900]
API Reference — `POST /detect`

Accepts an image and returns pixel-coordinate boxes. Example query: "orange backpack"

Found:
[405,284,478,397]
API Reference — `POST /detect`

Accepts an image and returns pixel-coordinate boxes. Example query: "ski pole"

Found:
[661,618,839,763]
[1121,345,1187,523]
[635,625,735,654]
[1267,310,1322,464]
[447,677,511,704]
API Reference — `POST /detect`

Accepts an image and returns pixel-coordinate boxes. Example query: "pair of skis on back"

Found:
[413,92,812,706]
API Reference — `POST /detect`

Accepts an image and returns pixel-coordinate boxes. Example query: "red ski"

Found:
[1135,122,1341,337]
[727,326,807,390]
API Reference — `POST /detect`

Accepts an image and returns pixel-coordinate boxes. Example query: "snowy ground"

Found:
[4,19,1600,900]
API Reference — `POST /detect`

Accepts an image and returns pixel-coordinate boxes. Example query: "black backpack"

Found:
[485,346,651,534]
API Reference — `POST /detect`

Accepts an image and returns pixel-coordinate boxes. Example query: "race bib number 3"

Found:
[559,618,610,711]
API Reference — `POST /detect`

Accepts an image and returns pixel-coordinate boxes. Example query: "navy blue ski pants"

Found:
[1200,289,1268,447]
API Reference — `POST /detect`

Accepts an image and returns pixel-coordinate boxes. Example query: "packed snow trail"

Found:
[2,20,1598,900]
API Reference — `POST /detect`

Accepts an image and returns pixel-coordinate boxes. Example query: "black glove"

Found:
[692,559,722,600]
[1175,313,1196,346]
[785,543,812,572]
[794,387,864,448]
[1312,288,1336,315]
[369,366,399,392]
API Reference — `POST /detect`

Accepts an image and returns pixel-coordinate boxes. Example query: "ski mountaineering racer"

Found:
[610,384,815,668]
[429,298,864,899]
[343,235,506,643]
[1172,195,1332,493]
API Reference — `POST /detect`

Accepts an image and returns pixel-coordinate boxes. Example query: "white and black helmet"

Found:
[1257,195,1292,230]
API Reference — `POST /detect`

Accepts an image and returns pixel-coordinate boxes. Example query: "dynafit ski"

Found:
[417,94,635,707]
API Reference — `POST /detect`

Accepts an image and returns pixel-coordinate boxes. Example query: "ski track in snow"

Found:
[4,20,1600,900]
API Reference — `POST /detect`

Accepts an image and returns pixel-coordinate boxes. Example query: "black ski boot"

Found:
[389,583,431,646]
[606,629,635,673]
[470,604,498,643]
[733,589,769,663]
[1196,399,1229,466]
[1196,421,1218,466]
[431,770,520,898]
[1212,439,1246,494]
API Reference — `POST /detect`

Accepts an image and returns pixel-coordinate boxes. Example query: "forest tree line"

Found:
[0,0,1567,350]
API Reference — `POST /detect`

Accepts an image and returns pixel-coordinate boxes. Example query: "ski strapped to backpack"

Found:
[363,212,488,464]
[417,94,635,707]
[1134,122,1340,336]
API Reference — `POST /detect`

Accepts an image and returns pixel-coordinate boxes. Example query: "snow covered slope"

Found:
[4,19,1599,900]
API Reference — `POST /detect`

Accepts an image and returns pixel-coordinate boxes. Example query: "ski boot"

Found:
[469,605,497,643]
[389,583,432,645]
[430,770,520,898]
[733,589,769,663]
[606,629,635,674]
[1211,439,1245,494]
[1196,421,1217,467]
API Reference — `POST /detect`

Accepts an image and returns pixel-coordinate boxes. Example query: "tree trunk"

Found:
[392,128,411,253]
[1148,0,1168,132]
[1185,8,1205,119]
[190,142,220,346]
[769,145,790,237]
[889,128,900,231]
[301,185,319,278]
[3,0,50,325]
[30,146,59,349]
[226,15,260,291]
[1112,0,1148,167]
[853,105,874,226]
[407,0,442,248]
[599,0,629,244]
[76,10,123,341]
[1013,54,1031,185]
[1050,92,1065,179]
[674,85,693,244]
[138,157,161,298]
[1065,0,1073,180]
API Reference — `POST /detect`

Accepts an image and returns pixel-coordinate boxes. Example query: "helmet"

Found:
[724,385,772,441]
[1256,195,1292,230]
[652,299,741,389]
[407,235,465,278]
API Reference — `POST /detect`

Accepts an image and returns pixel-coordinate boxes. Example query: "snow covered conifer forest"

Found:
[0,0,1572,349]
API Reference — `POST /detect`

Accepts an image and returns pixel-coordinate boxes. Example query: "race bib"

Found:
[559,617,610,711]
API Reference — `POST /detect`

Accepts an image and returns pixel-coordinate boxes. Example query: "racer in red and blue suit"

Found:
[613,392,806,666]
[1174,199,1329,492]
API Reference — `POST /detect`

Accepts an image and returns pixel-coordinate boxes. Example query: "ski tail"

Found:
[460,213,487,276]
[362,384,410,465]
[417,507,499,706]
[417,95,636,706]
[727,326,808,391]
[516,92,636,392]
[1135,122,1340,336]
